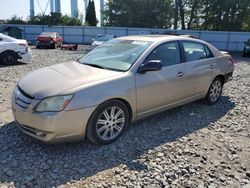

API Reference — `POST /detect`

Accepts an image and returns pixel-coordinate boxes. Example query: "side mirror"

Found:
[138,60,162,73]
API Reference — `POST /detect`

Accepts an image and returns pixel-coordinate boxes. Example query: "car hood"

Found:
[18,61,123,99]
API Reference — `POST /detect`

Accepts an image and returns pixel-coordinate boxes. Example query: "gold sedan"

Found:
[12,35,234,144]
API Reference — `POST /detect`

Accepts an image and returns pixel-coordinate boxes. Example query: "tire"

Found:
[0,51,18,65]
[36,45,40,49]
[86,100,130,145]
[51,43,57,49]
[205,77,223,105]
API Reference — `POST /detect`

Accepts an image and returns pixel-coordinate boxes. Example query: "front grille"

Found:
[14,86,34,109]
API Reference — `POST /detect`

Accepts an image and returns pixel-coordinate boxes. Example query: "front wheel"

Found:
[86,100,130,145]
[205,78,223,105]
[51,43,57,49]
[0,51,18,65]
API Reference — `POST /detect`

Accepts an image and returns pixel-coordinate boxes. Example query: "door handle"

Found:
[177,72,184,77]
[210,64,215,69]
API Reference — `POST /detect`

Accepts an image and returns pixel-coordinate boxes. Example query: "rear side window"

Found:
[145,42,181,67]
[183,41,206,62]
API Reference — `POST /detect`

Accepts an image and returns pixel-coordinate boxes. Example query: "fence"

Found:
[1,24,250,52]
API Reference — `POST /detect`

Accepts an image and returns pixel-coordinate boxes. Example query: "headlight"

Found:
[35,95,73,112]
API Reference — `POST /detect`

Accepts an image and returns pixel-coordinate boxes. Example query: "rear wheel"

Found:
[205,78,223,105]
[86,100,130,145]
[0,51,18,65]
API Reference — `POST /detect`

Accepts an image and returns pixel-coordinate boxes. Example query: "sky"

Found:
[0,0,100,21]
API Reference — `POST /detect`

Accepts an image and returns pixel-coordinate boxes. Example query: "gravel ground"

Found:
[0,46,249,188]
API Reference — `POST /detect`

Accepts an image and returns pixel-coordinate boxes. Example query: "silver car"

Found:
[12,35,234,144]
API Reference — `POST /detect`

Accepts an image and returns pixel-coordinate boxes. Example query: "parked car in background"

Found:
[243,39,250,56]
[12,35,234,144]
[91,34,115,47]
[0,33,31,65]
[36,32,63,49]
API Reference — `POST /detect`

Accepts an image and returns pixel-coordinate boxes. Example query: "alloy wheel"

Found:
[96,106,125,141]
[209,80,222,102]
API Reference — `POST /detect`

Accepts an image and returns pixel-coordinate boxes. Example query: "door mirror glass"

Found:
[138,60,162,73]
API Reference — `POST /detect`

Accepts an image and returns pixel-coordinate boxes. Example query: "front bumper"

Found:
[18,48,32,63]
[11,89,96,143]
[36,41,55,47]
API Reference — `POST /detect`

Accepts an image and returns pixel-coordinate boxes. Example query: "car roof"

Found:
[118,35,202,43]
[118,34,222,57]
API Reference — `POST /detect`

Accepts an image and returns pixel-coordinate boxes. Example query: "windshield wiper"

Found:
[82,63,105,69]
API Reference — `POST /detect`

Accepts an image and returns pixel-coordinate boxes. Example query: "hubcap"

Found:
[209,80,222,102]
[96,106,125,141]
[3,54,14,63]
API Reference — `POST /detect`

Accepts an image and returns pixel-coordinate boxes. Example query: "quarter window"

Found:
[183,42,206,62]
[145,42,181,67]
[204,45,214,58]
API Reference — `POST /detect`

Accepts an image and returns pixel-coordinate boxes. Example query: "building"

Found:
[0,26,23,39]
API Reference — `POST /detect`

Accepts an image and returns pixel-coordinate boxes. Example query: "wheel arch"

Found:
[214,74,225,85]
[0,49,18,56]
[97,98,134,123]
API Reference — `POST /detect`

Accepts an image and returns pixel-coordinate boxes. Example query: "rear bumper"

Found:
[224,71,233,83]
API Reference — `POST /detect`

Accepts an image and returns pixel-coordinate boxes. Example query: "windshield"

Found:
[96,36,113,41]
[40,32,56,37]
[78,39,152,71]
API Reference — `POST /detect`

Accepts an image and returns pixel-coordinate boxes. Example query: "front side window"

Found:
[183,41,206,62]
[145,42,181,67]
[78,39,152,71]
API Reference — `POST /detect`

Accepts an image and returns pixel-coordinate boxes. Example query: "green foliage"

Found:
[7,15,26,24]
[6,13,82,26]
[85,0,98,26]
[4,0,250,31]
[104,0,173,28]
[105,0,250,31]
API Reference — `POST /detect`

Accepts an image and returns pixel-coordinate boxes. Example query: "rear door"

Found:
[181,41,215,97]
[135,41,188,115]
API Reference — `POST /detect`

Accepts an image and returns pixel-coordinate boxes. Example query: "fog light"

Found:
[36,131,46,137]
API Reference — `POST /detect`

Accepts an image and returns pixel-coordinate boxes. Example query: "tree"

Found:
[104,0,173,28]
[6,13,83,26]
[174,0,179,29]
[85,0,98,26]
[7,15,26,24]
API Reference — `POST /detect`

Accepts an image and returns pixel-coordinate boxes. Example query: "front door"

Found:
[135,41,187,116]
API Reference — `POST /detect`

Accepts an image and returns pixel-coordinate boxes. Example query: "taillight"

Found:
[229,57,236,64]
